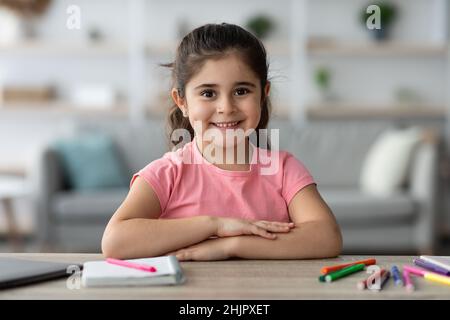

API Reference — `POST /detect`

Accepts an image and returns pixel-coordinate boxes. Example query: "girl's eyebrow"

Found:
[235,81,256,88]
[194,82,256,90]
[194,83,218,90]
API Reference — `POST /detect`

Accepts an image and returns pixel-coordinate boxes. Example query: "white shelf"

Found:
[145,42,176,56]
[0,165,27,177]
[145,40,292,57]
[264,40,291,56]
[306,103,446,119]
[0,101,129,116]
[0,1,448,122]
[307,40,448,57]
[0,41,129,57]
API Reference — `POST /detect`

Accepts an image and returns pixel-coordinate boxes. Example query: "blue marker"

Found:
[391,265,403,286]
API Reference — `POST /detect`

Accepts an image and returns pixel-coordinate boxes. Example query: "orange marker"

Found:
[321,258,376,275]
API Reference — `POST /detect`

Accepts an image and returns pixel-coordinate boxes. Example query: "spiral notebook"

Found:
[81,256,185,287]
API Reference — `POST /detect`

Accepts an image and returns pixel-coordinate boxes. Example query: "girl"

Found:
[102,23,342,261]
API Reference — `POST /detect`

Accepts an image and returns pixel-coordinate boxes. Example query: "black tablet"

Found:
[0,257,82,289]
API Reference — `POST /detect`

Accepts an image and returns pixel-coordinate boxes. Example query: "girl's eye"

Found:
[234,88,250,96]
[200,90,215,98]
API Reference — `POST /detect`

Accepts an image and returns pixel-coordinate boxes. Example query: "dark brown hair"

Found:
[162,23,272,150]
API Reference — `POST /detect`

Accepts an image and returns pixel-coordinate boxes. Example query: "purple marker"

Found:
[413,258,450,276]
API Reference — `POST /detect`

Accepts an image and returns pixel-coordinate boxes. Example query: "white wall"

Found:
[0,0,448,169]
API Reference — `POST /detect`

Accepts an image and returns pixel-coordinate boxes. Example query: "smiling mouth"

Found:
[211,121,242,129]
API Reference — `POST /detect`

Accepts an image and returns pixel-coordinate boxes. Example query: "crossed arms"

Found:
[102,177,342,261]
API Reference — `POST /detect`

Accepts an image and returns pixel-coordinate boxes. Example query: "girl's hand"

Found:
[167,237,234,261]
[215,217,294,239]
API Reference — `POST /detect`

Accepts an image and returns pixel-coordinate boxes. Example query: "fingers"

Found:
[249,224,278,239]
[217,217,295,239]
[166,250,181,258]
[176,252,186,261]
[175,250,190,261]
[253,221,295,233]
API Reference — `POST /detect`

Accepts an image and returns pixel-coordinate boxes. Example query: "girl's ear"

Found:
[171,88,185,112]
[264,81,271,98]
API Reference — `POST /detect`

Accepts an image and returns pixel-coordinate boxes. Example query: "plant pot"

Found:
[318,88,335,103]
[371,27,390,41]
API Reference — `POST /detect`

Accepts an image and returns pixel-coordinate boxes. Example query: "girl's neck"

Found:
[195,137,253,171]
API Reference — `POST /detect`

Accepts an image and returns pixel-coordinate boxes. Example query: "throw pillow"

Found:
[360,127,422,197]
[53,133,128,190]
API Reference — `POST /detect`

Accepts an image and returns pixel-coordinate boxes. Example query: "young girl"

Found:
[102,23,342,261]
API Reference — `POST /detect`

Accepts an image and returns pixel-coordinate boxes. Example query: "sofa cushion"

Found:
[318,187,417,226]
[53,133,129,190]
[75,119,169,178]
[52,189,128,222]
[360,127,422,197]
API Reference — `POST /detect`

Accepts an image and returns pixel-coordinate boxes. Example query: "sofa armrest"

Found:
[30,146,66,246]
[409,134,439,253]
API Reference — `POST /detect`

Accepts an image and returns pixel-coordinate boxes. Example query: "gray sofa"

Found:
[279,119,440,254]
[33,118,168,252]
[32,117,440,254]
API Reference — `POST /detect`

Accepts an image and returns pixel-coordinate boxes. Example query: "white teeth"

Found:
[213,121,239,128]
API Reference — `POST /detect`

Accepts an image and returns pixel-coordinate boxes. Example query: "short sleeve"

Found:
[281,152,316,205]
[130,157,178,212]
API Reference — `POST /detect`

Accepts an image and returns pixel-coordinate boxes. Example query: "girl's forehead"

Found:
[188,53,259,86]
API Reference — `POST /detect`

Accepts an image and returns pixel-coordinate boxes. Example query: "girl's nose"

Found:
[217,96,236,114]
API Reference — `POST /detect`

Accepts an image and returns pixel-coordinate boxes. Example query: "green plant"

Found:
[361,2,398,29]
[314,67,330,91]
[245,15,275,39]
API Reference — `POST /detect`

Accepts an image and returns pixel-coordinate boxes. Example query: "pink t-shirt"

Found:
[130,136,315,222]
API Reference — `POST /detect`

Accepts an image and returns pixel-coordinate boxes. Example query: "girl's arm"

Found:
[229,184,343,259]
[102,176,293,259]
[101,177,215,259]
[172,184,342,261]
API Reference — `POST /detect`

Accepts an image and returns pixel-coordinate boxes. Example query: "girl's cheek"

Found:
[188,107,214,133]
[243,101,261,122]
[193,104,214,121]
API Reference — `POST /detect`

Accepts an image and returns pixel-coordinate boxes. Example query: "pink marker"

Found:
[403,265,426,277]
[403,270,415,292]
[106,258,157,273]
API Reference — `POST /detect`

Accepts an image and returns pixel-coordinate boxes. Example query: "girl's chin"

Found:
[207,136,247,149]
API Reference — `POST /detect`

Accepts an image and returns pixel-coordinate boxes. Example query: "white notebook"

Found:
[420,255,450,272]
[81,256,185,287]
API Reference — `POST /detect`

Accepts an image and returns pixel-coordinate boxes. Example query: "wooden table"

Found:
[0,253,449,299]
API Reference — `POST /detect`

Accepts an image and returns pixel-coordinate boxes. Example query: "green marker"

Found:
[325,263,365,282]
[318,275,326,282]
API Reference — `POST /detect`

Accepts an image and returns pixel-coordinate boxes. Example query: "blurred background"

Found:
[0,0,449,255]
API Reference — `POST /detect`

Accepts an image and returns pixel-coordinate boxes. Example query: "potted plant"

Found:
[314,66,332,102]
[361,2,398,41]
[245,14,275,39]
